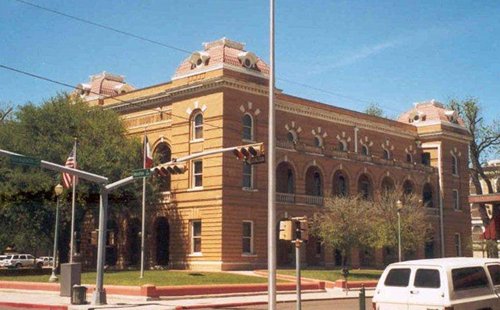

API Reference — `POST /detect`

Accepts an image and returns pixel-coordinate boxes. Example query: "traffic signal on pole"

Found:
[232,143,265,165]
[298,219,309,241]
[279,220,293,241]
[155,163,187,176]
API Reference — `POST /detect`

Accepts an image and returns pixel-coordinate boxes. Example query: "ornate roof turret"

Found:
[172,37,269,80]
[75,71,135,101]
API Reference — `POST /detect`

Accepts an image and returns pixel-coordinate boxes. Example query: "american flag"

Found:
[62,144,77,189]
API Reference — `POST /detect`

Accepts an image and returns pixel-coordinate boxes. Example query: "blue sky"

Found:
[0,0,498,120]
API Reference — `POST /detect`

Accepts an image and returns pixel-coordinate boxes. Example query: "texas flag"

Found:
[144,136,153,169]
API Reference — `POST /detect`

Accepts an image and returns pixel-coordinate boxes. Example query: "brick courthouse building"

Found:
[77,38,471,271]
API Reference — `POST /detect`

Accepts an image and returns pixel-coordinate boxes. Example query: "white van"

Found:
[372,258,500,310]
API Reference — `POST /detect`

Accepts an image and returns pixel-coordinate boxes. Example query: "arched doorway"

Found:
[402,180,414,196]
[380,176,395,196]
[276,162,295,194]
[305,166,323,196]
[127,218,141,266]
[155,217,170,266]
[358,173,373,200]
[332,170,349,197]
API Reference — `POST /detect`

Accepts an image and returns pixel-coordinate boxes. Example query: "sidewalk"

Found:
[0,286,374,310]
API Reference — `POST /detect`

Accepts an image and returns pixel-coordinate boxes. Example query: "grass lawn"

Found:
[0,270,269,286]
[278,268,382,282]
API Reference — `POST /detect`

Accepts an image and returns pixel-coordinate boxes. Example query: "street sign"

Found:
[246,154,266,165]
[9,155,40,167]
[132,169,151,179]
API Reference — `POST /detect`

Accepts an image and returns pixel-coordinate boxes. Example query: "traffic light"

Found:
[279,220,293,241]
[298,219,309,241]
[233,143,265,165]
[154,163,187,176]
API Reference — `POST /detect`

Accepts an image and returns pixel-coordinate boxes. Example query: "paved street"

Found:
[204,298,373,310]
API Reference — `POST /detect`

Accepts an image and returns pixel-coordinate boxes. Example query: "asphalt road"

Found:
[207,298,373,310]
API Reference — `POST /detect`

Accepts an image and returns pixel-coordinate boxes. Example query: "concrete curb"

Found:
[0,301,67,310]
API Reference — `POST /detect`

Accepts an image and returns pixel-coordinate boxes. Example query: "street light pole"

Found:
[397,200,403,262]
[49,184,63,282]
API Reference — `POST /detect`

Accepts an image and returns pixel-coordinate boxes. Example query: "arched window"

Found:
[358,174,372,200]
[361,145,369,156]
[423,183,433,208]
[155,142,171,191]
[406,153,412,163]
[338,140,347,152]
[305,167,323,196]
[333,170,349,197]
[287,131,297,144]
[242,114,253,140]
[451,155,458,175]
[496,178,500,193]
[192,111,203,140]
[314,136,322,148]
[383,149,390,160]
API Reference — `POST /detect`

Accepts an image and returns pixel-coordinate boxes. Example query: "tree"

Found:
[0,94,143,257]
[449,98,500,257]
[312,195,374,267]
[364,103,385,118]
[372,190,431,261]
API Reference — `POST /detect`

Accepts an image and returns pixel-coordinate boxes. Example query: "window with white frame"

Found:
[242,221,253,254]
[191,220,202,254]
[242,162,253,189]
[454,233,461,256]
[192,111,203,140]
[242,114,253,141]
[451,154,458,175]
[453,189,460,210]
[192,160,203,188]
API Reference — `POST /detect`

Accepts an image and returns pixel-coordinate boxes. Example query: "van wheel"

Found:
[15,263,22,268]
[37,262,43,269]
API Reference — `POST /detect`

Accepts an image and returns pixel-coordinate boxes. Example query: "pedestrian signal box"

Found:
[279,220,293,241]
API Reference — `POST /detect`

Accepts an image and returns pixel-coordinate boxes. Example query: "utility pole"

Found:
[268,0,277,309]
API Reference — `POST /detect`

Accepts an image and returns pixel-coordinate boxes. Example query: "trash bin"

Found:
[71,285,87,305]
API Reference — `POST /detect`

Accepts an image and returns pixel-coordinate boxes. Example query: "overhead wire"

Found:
[10,0,405,116]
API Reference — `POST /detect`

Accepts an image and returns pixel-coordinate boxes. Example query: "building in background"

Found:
[76,38,472,271]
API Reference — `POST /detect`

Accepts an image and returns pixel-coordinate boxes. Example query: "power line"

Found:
[11,0,404,115]
[13,0,192,55]
[0,64,245,136]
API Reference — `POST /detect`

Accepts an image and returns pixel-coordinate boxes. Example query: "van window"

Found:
[487,264,500,286]
[384,268,411,287]
[452,267,489,291]
[414,268,440,288]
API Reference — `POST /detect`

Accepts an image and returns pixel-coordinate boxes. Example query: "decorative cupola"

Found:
[74,71,135,101]
[172,37,270,80]
[398,99,466,127]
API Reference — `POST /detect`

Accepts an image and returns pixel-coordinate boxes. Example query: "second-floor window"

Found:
[451,155,458,175]
[361,145,369,156]
[242,221,253,254]
[192,111,203,140]
[383,149,390,160]
[242,114,253,140]
[422,152,431,166]
[242,162,253,189]
[453,189,460,210]
[193,160,203,188]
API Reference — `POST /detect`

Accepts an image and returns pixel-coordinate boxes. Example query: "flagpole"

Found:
[140,134,147,278]
[69,138,77,264]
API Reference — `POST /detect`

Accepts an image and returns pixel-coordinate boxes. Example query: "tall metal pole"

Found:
[140,134,147,279]
[49,188,62,282]
[296,241,302,310]
[69,138,77,263]
[92,189,108,305]
[397,210,401,262]
[268,0,277,309]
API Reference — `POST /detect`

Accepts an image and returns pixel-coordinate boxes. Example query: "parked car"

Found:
[36,256,54,268]
[0,254,36,268]
[0,255,7,262]
[372,257,500,310]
